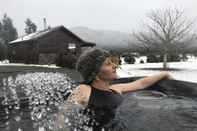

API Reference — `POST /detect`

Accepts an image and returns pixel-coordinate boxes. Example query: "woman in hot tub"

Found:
[58,47,174,130]
[68,47,173,106]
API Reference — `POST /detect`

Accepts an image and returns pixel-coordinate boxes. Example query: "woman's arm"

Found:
[66,84,90,106]
[110,72,173,93]
[56,85,90,129]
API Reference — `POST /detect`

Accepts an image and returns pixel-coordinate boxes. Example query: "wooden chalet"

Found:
[8,25,95,64]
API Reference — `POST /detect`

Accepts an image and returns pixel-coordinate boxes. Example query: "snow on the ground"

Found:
[120,55,197,64]
[1,57,197,83]
[0,62,60,68]
[117,61,197,83]
[0,59,9,64]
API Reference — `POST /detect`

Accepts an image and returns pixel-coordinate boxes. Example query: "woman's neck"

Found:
[91,80,111,91]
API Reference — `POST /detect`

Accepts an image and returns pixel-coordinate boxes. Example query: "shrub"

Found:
[180,54,188,61]
[0,43,6,61]
[124,54,135,64]
[147,53,181,63]
[169,54,181,62]
[159,54,181,62]
[56,52,77,69]
[140,59,144,64]
[147,54,159,63]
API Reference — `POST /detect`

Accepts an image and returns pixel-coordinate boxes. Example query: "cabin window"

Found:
[68,43,76,54]
[68,43,76,49]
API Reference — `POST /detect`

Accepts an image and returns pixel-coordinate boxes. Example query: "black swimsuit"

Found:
[86,84,124,130]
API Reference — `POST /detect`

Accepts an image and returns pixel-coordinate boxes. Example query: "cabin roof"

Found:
[9,25,96,47]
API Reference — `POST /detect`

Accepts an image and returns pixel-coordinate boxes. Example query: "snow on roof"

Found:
[9,29,50,44]
[9,25,96,46]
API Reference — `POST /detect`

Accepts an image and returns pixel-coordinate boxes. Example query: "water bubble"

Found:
[14,116,21,122]
[64,117,69,123]
[18,128,22,131]
[38,126,45,131]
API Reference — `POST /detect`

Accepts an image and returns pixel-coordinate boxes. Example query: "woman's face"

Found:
[96,56,120,81]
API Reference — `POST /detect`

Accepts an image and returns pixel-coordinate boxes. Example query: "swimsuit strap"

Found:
[90,84,116,93]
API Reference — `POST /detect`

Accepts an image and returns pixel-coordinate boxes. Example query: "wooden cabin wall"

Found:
[37,30,81,54]
[7,29,94,65]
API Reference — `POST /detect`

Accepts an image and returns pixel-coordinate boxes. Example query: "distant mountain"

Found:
[69,26,134,51]
[70,26,197,53]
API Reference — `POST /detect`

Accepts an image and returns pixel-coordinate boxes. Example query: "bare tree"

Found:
[133,8,196,70]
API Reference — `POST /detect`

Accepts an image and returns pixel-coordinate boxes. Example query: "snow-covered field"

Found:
[0,60,60,68]
[1,56,197,83]
[117,61,197,83]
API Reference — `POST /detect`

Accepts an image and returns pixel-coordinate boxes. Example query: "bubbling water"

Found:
[0,72,77,131]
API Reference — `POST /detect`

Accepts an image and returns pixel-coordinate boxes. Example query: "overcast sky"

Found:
[0,0,196,36]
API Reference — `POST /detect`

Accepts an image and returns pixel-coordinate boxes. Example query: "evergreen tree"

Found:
[0,21,2,39]
[0,14,18,59]
[1,14,18,44]
[0,21,3,60]
[24,18,37,34]
[0,39,6,60]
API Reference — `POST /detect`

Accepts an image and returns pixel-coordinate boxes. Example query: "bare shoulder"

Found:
[73,84,91,96]
[79,84,91,91]
[67,84,91,105]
